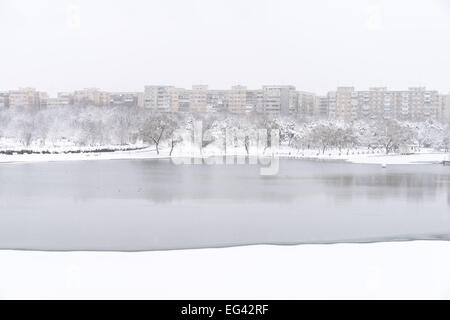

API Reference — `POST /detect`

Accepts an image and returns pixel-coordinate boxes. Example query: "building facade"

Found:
[8,88,46,109]
[73,88,110,106]
[262,85,297,116]
[0,92,8,108]
[324,86,440,122]
[1,85,448,122]
[190,85,208,113]
[109,92,143,108]
[228,85,247,114]
[438,93,450,122]
[207,90,228,113]
[297,91,316,119]
[144,86,173,112]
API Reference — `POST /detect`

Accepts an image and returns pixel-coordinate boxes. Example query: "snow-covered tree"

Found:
[371,119,415,154]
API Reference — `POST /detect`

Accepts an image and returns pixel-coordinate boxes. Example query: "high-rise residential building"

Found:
[58,92,74,105]
[144,86,189,112]
[228,85,247,114]
[190,85,208,113]
[357,90,371,119]
[8,89,31,108]
[327,91,337,119]
[1,84,446,122]
[73,88,110,106]
[8,88,45,109]
[73,88,95,105]
[0,92,8,108]
[47,98,59,108]
[144,86,174,112]
[324,86,440,121]
[177,89,191,113]
[333,87,359,120]
[405,87,439,121]
[263,85,297,116]
[166,87,181,113]
[368,87,387,119]
[315,96,330,119]
[446,94,450,122]
[383,89,395,119]
[438,93,450,122]
[167,87,192,113]
[246,90,264,114]
[387,87,438,121]
[37,92,48,109]
[393,90,410,120]
[207,90,228,113]
[355,87,390,120]
[97,91,111,106]
[297,91,316,119]
[47,92,74,108]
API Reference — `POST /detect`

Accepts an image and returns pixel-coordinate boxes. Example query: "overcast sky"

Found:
[0,0,449,96]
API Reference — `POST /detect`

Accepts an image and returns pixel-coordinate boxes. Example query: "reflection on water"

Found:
[2,159,450,204]
[319,171,449,204]
[0,159,449,251]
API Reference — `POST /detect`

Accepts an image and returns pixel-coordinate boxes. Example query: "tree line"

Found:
[0,105,449,155]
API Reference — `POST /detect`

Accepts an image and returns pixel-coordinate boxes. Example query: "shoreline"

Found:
[0,145,449,165]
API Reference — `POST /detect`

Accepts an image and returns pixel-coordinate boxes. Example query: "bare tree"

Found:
[139,114,179,155]
[166,116,183,156]
[18,119,35,147]
[200,114,219,149]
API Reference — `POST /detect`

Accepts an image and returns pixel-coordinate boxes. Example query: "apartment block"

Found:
[168,87,192,113]
[73,88,110,106]
[47,93,74,108]
[190,85,208,113]
[144,86,174,112]
[207,90,228,113]
[327,91,337,119]
[297,91,316,119]
[332,87,359,120]
[0,92,8,108]
[446,94,450,122]
[439,93,450,122]
[315,96,330,119]
[324,87,441,121]
[176,89,191,112]
[8,88,45,109]
[405,87,439,121]
[263,85,297,116]
[246,90,264,114]
[109,92,143,108]
[73,88,95,105]
[228,85,247,114]
[59,92,74,105]
[1,85,447,122]
[38,92,49,108]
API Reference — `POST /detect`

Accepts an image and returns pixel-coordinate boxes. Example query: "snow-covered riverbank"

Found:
[286,148,450,165]
[0,145,449,165]
[1,241,449,299]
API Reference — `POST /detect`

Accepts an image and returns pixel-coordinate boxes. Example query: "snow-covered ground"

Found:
[284,148,450,165]
[1,144,448,165]
[1,241,449,299]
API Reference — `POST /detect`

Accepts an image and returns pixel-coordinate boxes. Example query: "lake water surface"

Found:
[1,159,450,251]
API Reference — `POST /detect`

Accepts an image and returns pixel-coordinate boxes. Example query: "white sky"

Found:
[0,0,449,96]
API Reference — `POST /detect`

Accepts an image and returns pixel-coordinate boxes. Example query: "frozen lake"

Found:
[1,158,450,251]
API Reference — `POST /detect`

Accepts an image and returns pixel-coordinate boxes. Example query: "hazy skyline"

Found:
[1,0,449,96]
